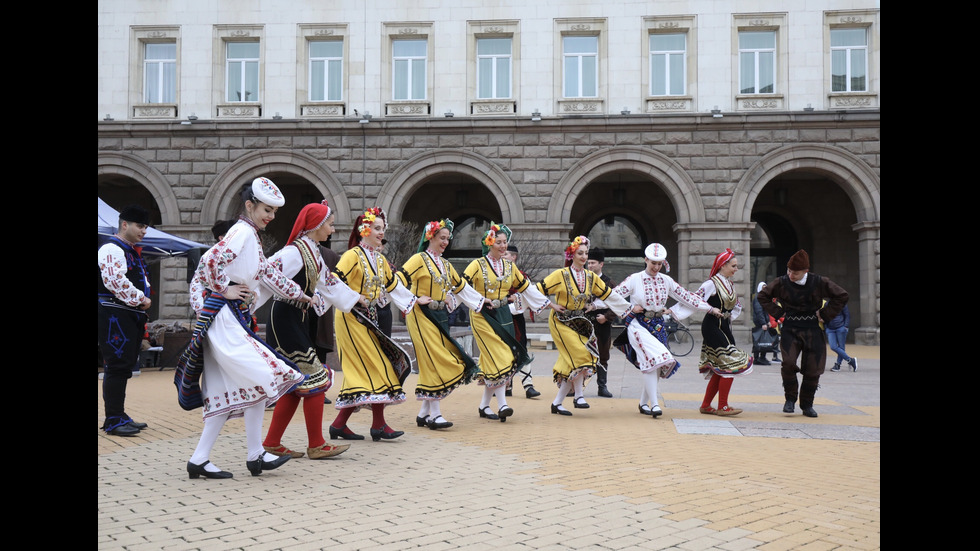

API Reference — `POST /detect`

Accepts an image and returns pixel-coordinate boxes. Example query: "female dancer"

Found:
[612,243,721,417]
[676,248,753,416]
[261,200,368,459]
[399,219,486,429]
[463,222,549,422]
[537,236,629,416]
[178,177,310,478]
[329,207,416,442]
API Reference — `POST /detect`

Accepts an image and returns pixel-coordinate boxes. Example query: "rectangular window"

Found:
[563,36,597,98]
[650,34,685,96]
[477,38,512,99]
[310,40,343,101]
[143,43,176,103]
[393,39,427,100]
[226,42,260,102]
[738,31,775,94]
[831,28,868,92]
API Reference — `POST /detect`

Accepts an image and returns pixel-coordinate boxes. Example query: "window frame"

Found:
[129,26,180,119]
[732,13,787,111]
[213,25,264,118]
[738,30,776,95]
[467,20,520,116]
[554,18,607,115]
[824,9,879,109]
[383,22,434,116]
[392,38,428,101]
[562,35,598,99]
[297,24,349,117]
[642,16,697,113]
[476,37,513,100]
[225,41,261,103]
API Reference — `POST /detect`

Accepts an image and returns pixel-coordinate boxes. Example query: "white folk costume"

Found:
[328,207,415,441]
[177,177,307,478]
[463,222,549,421]
[399,219,485,429]
[537,236,630,414]
[261,201,361,459]
[612,243,712,416]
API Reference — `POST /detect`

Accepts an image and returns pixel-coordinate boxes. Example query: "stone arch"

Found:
[97,152,180,225]
[731,144,880,223]
[548,146,705,225]
[203,149,350,224]
[378,149,524,223]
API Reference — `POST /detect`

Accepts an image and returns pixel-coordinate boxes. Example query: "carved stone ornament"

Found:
[646,98,691,112]
[133,105,177,119]
[302,104,344,116]
[739,97,782,110]
[386,102,429,115]
[471,101,516,114]
[217,104,260,117]
[559,100,602,113]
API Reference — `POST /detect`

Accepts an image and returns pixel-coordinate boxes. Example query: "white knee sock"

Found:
[429,400,442,420]
[642,371,660,407]
[418,400,431,420]
[480,386,494,409]
[553,380,572,406]
[190,412,229,470]
[244,403,272,462]
[495,385,508,408]
[572,376,585,399]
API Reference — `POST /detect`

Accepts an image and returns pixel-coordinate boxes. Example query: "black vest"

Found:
[98,236,150,301]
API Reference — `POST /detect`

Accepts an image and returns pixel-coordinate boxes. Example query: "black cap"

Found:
[590,248,605,263]
[507,245,519,253]
[118,205,150,225]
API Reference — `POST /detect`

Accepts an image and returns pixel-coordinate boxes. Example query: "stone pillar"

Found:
[853,221,880,345]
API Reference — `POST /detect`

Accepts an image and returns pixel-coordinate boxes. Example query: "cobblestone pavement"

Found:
[99,342,879,550]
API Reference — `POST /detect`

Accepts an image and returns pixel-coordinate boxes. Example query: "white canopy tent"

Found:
[98,198,207,258]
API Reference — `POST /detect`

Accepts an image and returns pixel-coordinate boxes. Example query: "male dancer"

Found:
[98,205,153,436]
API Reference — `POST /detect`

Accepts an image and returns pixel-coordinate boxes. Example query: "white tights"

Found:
[639,371,660,408]
[480,385,507,410]
[189,402,272,471]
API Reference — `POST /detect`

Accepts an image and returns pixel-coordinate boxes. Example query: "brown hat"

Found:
[787,249,809,271]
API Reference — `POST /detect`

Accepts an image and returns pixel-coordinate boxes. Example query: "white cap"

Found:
[644,243,667,261]
[251,177,285,207]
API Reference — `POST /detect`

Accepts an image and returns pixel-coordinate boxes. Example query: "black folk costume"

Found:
[757,250,848,417]
[98,218,151,436]
[262,201,361,460]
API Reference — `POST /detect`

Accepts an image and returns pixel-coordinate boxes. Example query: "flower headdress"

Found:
[481,222,512,256]
[564,235,590,266]
[417,218,455,253]
[348,207,387,249]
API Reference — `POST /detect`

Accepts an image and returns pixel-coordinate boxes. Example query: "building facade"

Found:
[98,1,881,344]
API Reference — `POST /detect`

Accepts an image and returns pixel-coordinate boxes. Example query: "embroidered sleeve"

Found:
[258,257,304,300]
[669,278,710,312]
[98,243,145,307]
[593,273,631,318]
[189,258,208,313]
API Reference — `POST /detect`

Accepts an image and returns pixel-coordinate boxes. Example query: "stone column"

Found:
[853,221,880,345]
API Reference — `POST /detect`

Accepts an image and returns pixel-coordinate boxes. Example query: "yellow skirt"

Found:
[333,308,407,408]
[469,306,529,389]
[548,311,599,384]
[405,306,477,399]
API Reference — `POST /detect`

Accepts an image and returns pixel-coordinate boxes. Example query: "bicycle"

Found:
[664,317,695,357]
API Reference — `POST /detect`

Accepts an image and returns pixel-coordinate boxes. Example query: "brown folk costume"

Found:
[757,250,848,412]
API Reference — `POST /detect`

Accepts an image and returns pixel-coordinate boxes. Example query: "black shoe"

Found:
[497,405,514,422]
[246,454,291,476]
[755,357,771,366]
[650,405,663,418]
[187,461,233,480]
[127,419,148,430]
[416,416,429,427]
[323,397,332,404]
[638,404,652,416]
[105,422,141,437]
[783,400,795,413]
[801,406,818,418]
[551,404,572,416]
[573,397,590,409]
[525,386,541,399]
[505,388,513,397]
[426,416,453,430]
[329,425,365,440]
[830,362,841,372]
[370,425,404,441]
[478,406,499,420]
[597,386,613,398]
[848,358,857,372]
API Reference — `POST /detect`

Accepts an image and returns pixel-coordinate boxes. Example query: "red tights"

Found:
[262,392,326,449]
[701,374,733,409]
[330,403,394,432]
